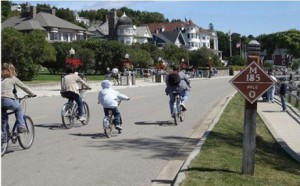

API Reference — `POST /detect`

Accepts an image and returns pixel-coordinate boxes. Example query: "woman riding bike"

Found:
[61,64,91,122]
[1,63,36,134]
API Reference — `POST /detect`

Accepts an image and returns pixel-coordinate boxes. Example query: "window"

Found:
[187,34,190,39]
[50,32,60,41]
[62,33,69,41]
[77,35,84,40]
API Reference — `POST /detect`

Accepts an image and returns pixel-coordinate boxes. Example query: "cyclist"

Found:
[165,66,191,118]
[61,64,91,121]
[98,80,130,130]
[1,63,36,133]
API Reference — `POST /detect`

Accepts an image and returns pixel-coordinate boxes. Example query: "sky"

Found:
[14,0,300,37]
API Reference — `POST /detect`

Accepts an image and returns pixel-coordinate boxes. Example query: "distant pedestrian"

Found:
[267,71,277,103]
[111,67,120,85]
[279,78,287,111]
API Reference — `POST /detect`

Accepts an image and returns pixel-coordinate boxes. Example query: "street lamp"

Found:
[125,53,129,59]
[70,48,75,55]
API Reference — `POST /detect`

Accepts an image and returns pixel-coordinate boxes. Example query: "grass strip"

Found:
[181,93,300,186]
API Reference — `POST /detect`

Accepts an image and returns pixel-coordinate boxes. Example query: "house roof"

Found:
[2,12,86,31]
[14,20,46,31]
[136,26,152,38]
[159,30,183,43]
[88,21,108,35]
[147,21,186,33]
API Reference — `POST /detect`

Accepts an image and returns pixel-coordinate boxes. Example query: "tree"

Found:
[189,47,221,68]
[25,30,56,66]
[1,1,11,21]
[1,28,39,80]
[228,55,246,66]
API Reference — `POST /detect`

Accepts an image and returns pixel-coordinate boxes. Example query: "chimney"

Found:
[30,6,36,19]
[156,28,159,34]
[51,8,56,16]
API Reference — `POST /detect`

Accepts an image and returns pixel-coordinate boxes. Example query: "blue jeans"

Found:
[169,90,189,114]
[1,98,25,130]
[280,95,286,110]
[61,91,84,116]
[104,107,122,125]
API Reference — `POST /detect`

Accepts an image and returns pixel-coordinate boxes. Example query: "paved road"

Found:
[2,77,234,186]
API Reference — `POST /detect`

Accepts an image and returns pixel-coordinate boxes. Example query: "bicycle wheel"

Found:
[18,115,35,149]
[1,130,9,156]
[179,111,185,122]
[61,103,74,129]
[80,102,90,125]
[104,121,113,138]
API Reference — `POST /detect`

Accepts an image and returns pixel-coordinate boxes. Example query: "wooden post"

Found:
[242,100,257,175]
[242,40,260,175]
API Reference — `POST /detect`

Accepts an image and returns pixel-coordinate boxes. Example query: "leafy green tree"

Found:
[1,28,39,80]
[228,55,246,66]
[77,47,95,73]
[291,59,300,71]
[163,44,188,67]
[1,1,11,21]
[25,30,56,66]
[127,48,153,68]
[190,47,221,68]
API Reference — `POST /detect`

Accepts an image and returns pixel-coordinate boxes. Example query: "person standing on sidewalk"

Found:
[279,78,287,111]
[267,71,277,103]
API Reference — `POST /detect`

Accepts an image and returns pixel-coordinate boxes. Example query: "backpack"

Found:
[168,72,181,86]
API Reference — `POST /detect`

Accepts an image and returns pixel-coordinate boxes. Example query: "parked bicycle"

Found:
[61,88,90,129]
[102,99,124,138]
[172,92,185,125]
[1,95,35,156]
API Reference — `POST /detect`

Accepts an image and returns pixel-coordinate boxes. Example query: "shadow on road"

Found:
[135,120,175,126]
[34,123,85,130]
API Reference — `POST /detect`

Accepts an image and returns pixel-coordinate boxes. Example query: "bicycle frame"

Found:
[61,89,90,129]
[172,93,185,125]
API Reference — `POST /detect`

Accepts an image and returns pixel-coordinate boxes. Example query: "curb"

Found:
[173,91,237,185]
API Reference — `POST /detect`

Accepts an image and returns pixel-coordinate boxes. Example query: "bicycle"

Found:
[60,88,90,129]
[172,92,185,125]
[1,95,35,157]
[102,99,128,138]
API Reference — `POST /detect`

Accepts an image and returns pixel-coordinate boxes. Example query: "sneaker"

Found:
[180,104,187,111]
[115,125,123,130]
[17,126,27,133]
[79,116,86,121]
[171,114,175,118]
[281,109,287,112]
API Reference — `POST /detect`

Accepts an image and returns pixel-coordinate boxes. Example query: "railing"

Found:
[275,74,300,108]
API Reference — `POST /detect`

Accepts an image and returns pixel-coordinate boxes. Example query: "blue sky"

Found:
[15,1,300,37]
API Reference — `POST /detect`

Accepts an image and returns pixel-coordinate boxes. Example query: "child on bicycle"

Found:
[61,64,91,121]
[98,80,130,130]
[1,63,36,133]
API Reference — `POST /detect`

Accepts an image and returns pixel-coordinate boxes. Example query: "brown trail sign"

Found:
[229,62,276,104]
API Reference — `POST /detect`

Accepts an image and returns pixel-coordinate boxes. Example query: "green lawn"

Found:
[181,93,300,186]
[29,73,106,83]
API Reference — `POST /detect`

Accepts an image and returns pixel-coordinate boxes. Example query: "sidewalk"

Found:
[257,97,300,163]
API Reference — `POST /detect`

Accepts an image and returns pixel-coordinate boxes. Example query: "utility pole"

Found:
[229,30,232,57]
